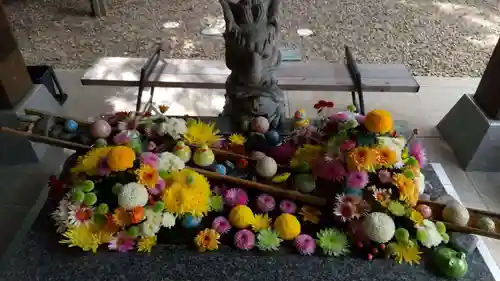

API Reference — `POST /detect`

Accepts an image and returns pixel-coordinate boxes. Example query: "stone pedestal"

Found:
[437,94,500,171]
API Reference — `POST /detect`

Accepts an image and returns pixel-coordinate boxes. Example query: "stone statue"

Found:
[220,0,286,132]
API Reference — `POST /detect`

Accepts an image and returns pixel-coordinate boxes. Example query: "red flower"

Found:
[326,102,335,108]
[313,100,335,109]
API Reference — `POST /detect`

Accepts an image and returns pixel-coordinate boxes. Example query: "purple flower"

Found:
[330,112,350,122]
[347,171,369,189]
[113,131,131,145]
[140,152,159,168]
[234,229,255,250]
[149,179,166,195]
[212,216,231,234]
[312,158,347,182]
[378,170,392,184]
[256,193,276,213]
[108,232,136,253]
[97,157,111,176]
[224,188,249,206]
[295,234,316,255]
[280,200,297,213]
[409,141,427,168]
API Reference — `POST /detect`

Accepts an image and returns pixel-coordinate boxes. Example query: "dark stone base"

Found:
[0,165,494,281]
[437,94,500,172]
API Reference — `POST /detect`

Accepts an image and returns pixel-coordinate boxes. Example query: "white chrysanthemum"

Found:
[51,197,71,233]
[362,212,395,243]
[162,212,176,228]
[140,207,163,236]
[158,151,185,173]
[416,220,443,248]
[67,204,94,227]
[164,117,187,140]
[117,182,148,210]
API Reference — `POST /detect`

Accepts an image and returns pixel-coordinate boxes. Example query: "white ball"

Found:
[362,212,396,243]
[251,117,270,133]
[442,202,470,226]
[117,182,149,210]
[256,156,278,178]
[251,151,266,160]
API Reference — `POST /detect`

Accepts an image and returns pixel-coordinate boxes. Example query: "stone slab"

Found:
[0,85,64,166]
[437,94,500,172]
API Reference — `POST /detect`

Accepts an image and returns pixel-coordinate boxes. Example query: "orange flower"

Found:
[104,214,120,233]
[112,207,131,227]
[375,147,397,166]
[299,206,322,224]
[136,164,159,188]
[159,105,170,113]
[130,206,145,224]
[364,109,394,134]
[106,146,136,171]
[346,147,377,171]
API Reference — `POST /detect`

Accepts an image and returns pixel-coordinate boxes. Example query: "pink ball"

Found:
[90,119,112,138]
[417,204,432,219]
[251,117,270,133]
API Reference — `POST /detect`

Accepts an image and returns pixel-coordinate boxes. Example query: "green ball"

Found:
[80,180,95,192]
[93,214,107,226]
[96,203,109,214]
[395,228,410,243]
[295,161,310,173]
[435,221,446,233]
[112,184,123,195]
[128,226,140,237]
[441,233,450,243]
[72,190,85,203]
[153,201,165,213]
[84,192,98,206]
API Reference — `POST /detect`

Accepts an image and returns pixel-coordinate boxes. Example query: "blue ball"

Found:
[345,187,363,196]
[265,130,280,146]
[64,119,79,132]
[182,215,202,228]
[214,164,227,175]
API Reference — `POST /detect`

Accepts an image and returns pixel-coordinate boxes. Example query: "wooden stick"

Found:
[0,126,91,151]
[189,166,327,206]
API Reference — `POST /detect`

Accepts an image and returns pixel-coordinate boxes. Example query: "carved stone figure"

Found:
[220,0,286,132]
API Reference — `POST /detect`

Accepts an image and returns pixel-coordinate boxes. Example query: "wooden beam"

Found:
[473,37,500,119]
[0,4,32,109]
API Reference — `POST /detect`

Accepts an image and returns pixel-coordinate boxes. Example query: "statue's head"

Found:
[220,0,281,85]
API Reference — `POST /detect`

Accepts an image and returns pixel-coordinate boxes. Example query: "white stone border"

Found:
[431,163,500,281]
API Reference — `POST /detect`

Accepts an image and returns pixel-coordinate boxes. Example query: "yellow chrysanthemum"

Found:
[364,109,394,134]
[162,169,211,217]
[375,146,397,167]
[137,236,157,253]
[136,164,159,189]
[107,146,136,172]
[346,147,377,171]
[194,228,220,252]
[252,214,272,232]
[184,120,222,146]
[72,147,112,175]
[390,241,422,265]
[290,144,323,168]
[393,173,419,207]
[59,224,102,253]
[229,133,246,146]
[409,209,425,226]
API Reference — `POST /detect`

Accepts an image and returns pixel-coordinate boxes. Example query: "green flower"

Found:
[316,228,350,256]
[209,195,224,212]
[257,229,282,251]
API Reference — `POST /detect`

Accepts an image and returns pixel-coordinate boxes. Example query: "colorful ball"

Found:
[234,229,256,250]
[90,119,112,138]
[182,215,202,228]
[416,204,433,219]
[251,116,270,133]
[214,164,227,175]
[64,119,79,132]
[229,205,255,229]
[274,213,301,240]
[256,193,276,213]
[295,234,316,255]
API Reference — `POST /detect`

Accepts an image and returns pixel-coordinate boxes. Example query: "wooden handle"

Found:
[189,166,327,206]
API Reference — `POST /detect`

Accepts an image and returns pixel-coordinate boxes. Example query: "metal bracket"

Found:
[345,46,365,115]
[136,44,163,112]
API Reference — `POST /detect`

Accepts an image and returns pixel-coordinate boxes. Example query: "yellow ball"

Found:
[364,109,394,134]
[229,205,255,229]
[274,213,301,240]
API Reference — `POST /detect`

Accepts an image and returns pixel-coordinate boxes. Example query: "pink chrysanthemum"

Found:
[333,194,370,222]
[108,232,135,253]
[234,229,256,250]
[140,152,158,168]
[330,112,350,122]
[409,141,427,168]
[346,171,369,189]
[378,170,392,184]
[280,200,297,214]
[256,193,276,213]
[340,140,357,152]
[212,216,231,234]
[312,158,347,182]
[295,234,316,255]
[224,188,249,206]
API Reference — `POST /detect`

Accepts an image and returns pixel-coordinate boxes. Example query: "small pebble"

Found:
[64,119,79,132]
[94,138,107,147]
[477,216,496,232]
[224,160,235,170]
[237,158,248,169]
[214,164,227,175]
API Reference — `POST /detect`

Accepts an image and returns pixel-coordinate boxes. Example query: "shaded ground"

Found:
[5,0,500,76]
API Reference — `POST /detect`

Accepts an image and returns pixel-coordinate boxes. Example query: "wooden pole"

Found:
[0,3,32,110]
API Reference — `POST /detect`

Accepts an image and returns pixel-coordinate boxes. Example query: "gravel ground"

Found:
[5,0,500,76]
